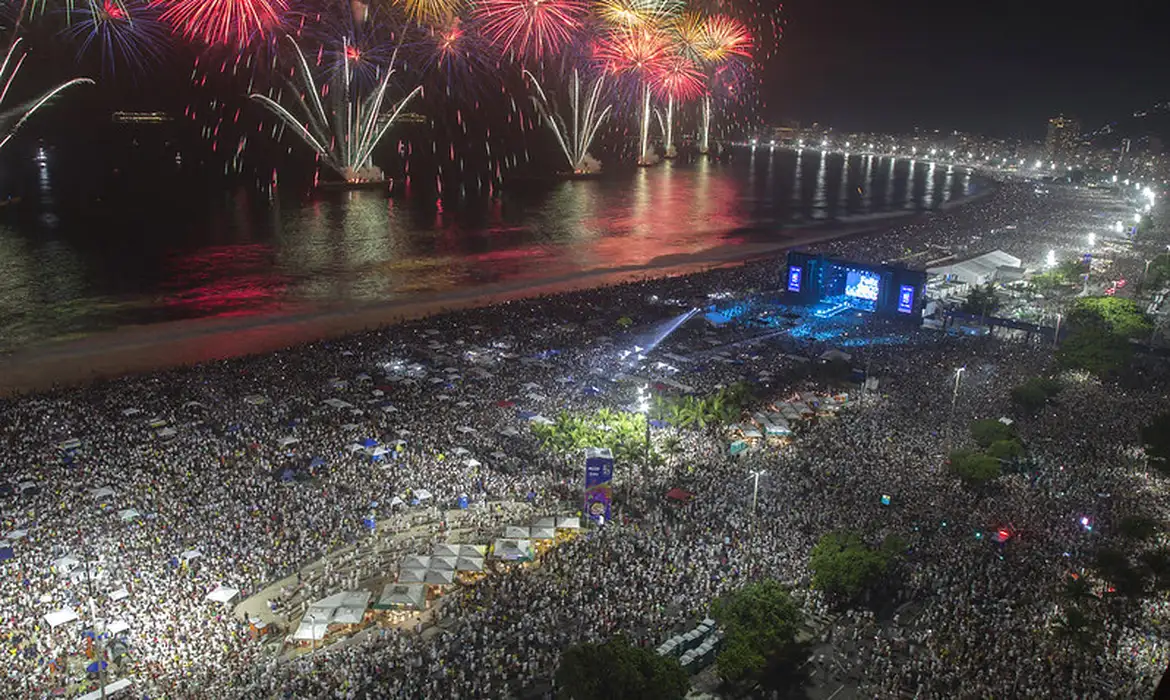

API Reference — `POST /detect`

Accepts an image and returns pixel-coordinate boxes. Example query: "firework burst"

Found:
[525,68,611,173]
[151,0,288,48]
[0,37,94,152]
[596,0,682,30]
[66,0,171,76]
[473,0,590,62]
[699,14,750,62]
[250,35,422,182]
[399,0,464,26]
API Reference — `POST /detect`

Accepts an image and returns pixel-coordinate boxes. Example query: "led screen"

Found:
[897,285,915,313]
[845,270,880,301]
[787,266,802,292]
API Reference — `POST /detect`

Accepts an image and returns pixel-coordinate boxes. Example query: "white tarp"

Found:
[109,588,130,602]
[106,620,131,635]
[277,437,300,447]
[44,608,79,628]
[118,509,141,522]
[52,556,81,574]
[179,550,202,562]
[415,489,433,502]
[90,487,116,501]
[205,585,240,604]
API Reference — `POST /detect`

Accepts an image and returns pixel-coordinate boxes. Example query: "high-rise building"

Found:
[1045,116,1080,163]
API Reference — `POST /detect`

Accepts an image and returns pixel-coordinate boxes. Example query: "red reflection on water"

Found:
[162,244,289,317]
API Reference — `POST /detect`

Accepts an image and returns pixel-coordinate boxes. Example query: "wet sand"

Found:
[0,213,935,397]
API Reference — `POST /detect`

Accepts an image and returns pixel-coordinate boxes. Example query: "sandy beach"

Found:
[0,212,935,396]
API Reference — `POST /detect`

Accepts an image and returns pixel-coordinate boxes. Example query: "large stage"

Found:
[784,252,926,319]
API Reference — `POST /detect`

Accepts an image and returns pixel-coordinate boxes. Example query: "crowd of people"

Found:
[1,180,1167,699]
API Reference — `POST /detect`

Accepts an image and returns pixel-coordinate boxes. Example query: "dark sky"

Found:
[769,0,1169,138]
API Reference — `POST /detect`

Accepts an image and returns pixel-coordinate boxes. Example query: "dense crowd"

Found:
[2,180,1167,699]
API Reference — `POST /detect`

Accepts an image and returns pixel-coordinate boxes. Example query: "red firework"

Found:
[473,0,590,61]
[651,53,703,101]
[594,28,670,78]
[151,0,288,47]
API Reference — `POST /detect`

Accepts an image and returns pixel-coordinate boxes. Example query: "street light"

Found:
[747,469,767,530]
[638,383,652,475]
[948,367,966,448]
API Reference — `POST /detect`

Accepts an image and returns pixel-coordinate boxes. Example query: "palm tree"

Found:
[660,434,684,473]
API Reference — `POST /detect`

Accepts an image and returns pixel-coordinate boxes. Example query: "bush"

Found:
[970,419,1015,447]
[949,449,1001,486]
[555,636,688,700]
[711,580,806,689]
[1010,378,1061,413]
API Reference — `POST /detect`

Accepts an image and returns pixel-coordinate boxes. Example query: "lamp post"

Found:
[84,552,107,700]
[948,367,966,449]
[747,469,766,531]
[637,383,652,480]
[1053,312,1063,349]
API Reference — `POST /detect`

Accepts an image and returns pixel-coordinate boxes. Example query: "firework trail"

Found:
[473,0,590,63]
[65,0,171,77]
[249,34,423,182]
[525,67,611,173]
[0,37,94,152]
[696,13,750,153]
[151,0,288,47]
[650,52,701,157]
[595,26,669,164]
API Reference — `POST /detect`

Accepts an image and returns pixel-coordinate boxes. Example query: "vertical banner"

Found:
[583,447,615,524]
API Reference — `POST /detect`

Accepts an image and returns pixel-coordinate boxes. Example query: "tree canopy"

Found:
[1070,297,1152,339]
[555,636,689,700]
[970,418,1016,447]
[949,449,1001,486]
[809,531,896,601]
[1010,377,1062,413]
[1057,297,1149,376]
[710,580,807,691]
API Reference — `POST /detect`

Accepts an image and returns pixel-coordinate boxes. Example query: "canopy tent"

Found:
[292,615,330,641]
[277,436,300,447]
[429,556,457,571]
[90,487,116,501]
[108,588,129,602]
[375,583,426,610]
[504,526,530,539]
[118,509,141,522]
[534,516,557,529]
[431,543,460,558]
[205,585,240,604]
[44,608,79,628]
[492,539,535,562]
[52,555,81,574]
[926,249,1023,286]
[333,591,371,625]
[455,556,485,572]
[398,567,427,584]
[530,527,556,540]
[400,554,431,570]
[423,569,455,585]
[414,490,433,502]
[179,550,202,562]
[556,516,581,530]
[459,544,487,558]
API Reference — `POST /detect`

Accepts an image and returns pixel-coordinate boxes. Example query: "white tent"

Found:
[504,526,531,539]
[106,620,131,636]
[52,556,81,574]
[78,678,132,700]
[332,591,371,625]
[534,516,557,529]
[179,550,202,562]
[530,527,556,540]
[44,608,79,628]
[277,436,300,447]
[459,544,487,558]
[492,539,535,562]
[109,588,130,602]
[292,615,330,641]
[926,249,1024,286]
[90,487,116,501]
[451,447,471,456]
[205,585,240,604]
[414,489,433,502]
[118,509,141,522]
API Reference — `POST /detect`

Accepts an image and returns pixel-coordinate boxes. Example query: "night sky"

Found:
[770,0,1169,138]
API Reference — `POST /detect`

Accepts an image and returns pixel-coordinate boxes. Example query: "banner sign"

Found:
[583,447,614,523]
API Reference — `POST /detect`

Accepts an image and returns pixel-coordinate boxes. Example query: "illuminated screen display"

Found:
[897,285,915,313]
[845,270,881,301]
[787,266,803,292]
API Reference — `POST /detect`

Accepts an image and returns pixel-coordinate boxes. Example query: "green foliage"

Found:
[1140,549,1170,591]
[961,283,1001,316]
[531,409,649,464]
[1141,413,1170,476]
[1070,297,1152,339]
[1094,547,1148,597]
[987,439,1024,461]
[711,580,805,688]
[1054,606,1099,648]
[948,449,1001,486]
[970,419,1015,447]
[1010,377,1061,414]
[555,636,689,700]
[1118,515,1162,541]
[809,531,895,601]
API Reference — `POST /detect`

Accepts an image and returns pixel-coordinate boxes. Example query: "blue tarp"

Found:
[279,469,296,482]
[362,517,376,530]
[457,494,469,509]
[309,457,326,468]
[85,660,108,673]
[516,410,537,420]
[360,438,377,448]
[0,547,13,561]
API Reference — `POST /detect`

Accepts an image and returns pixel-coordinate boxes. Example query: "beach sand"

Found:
[0,213,932,396]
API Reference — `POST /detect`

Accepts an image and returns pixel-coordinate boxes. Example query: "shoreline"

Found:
[0,190,990,397]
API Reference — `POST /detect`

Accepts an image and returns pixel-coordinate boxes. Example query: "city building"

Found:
[1045,115,1080,163]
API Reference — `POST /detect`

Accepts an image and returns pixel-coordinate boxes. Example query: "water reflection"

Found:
[0,151,975,350]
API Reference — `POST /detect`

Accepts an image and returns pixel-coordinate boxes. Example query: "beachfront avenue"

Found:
[2,179,1169,699]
